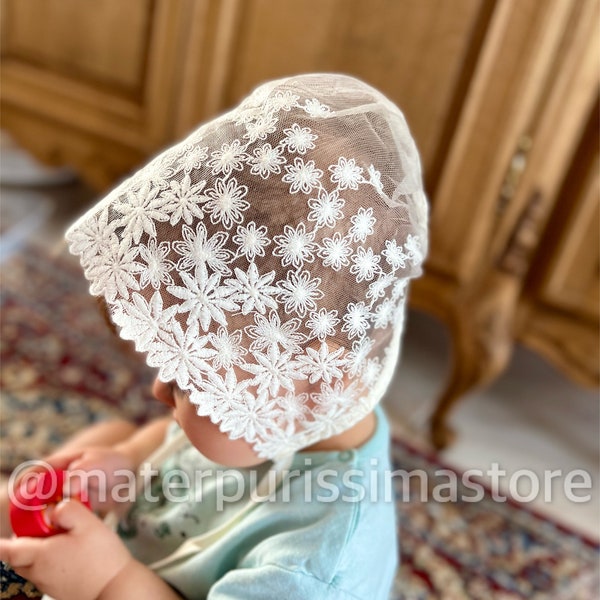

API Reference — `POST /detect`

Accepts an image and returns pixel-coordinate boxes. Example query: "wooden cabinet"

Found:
[0,0,193,188]
[1,0,598,448]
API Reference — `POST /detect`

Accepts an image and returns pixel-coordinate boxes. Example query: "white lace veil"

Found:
[66,73,428,460]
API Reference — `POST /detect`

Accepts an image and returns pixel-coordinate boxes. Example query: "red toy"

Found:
[9,468,90,537]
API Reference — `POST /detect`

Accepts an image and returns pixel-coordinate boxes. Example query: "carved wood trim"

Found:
[496,190,546,278]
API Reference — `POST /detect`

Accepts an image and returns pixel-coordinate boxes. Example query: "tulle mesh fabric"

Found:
[66,74,428,459]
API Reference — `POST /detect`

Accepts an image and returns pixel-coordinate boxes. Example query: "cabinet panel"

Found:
[534,99,600,323]
[541,171,599,321]
[2,0,152,93]
[519,308,599,388]
[0,0,192,186]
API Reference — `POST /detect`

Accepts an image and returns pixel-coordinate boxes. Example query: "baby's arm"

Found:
[52,416,173,514]
[0,498,183,600]
[113,415,173,469]
[0,417,182,598]
[99,557,184,599]
[1,416,173,524]
[48,415,172,471]
[1,419,148,536]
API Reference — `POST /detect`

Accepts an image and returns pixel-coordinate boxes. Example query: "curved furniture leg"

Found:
[429,274,519,449]
[429,191,548,449]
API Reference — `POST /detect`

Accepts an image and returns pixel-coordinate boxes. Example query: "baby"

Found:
[0,73,427,599]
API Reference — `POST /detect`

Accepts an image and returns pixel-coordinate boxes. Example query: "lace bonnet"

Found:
[66,73,428,460]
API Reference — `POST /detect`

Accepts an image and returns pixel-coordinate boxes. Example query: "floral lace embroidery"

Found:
[67,74,428,459]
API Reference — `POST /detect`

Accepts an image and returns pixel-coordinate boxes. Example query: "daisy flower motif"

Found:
[207,327,247,370]
[306,308,340,341]
[282,123,317,155]
[315,379,358,410]
[248,311,305,354]
[360,358,382,387]
[150,320,216,389]
[273,222,316,268]
[392,277,409,300]
[190,368,253,422]
[303,98,332,118]
[244,113,278,143]
[113,181,170,245]
[344,337,375,376]
[275,391,309,432]
[138,238,176,290]
[404,233,424,266]
[317,232,352,271]
[219,385,281,442]
[66,208,116,266]
[175,142,209,173]
[254,428,299,462]
[167,266,239,331]
[248,143,285,179]
[268,90,300,111]
[372,297,395,329]
[159,173,208,226]
[88,242,143,302]
[242,345,305,396]
[234,106,261,126]
[307,189,345,228]
[204,177,250,229]
[113,290,178,352]
[233,221,270,260]
[173,222,232,276]
[367,272,395,302]
[225,262,279,315]
[296,342,346,384]
[329,157,364,190]
[341,301,371,339]
[135,155,172,189]
[282,157,323,194]
[312,381,358,438]
[277,270,324,317]
[382,239,408,269]
[207,139,247,175]
[349,207,376,242]
[350,246,381,282]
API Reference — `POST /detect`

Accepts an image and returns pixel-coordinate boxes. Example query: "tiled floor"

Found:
[1,138,598,541]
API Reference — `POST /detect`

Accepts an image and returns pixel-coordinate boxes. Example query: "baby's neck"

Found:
[302,411,376,453]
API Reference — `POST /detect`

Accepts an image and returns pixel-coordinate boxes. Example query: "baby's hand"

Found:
[47,447,137,516]
[0,499,134,600]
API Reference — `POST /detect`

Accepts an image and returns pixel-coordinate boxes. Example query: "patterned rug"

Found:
[1,245,598,599]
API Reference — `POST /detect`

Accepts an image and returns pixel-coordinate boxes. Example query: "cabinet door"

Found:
[541,166,599,323]
[518,98,599,388]
[0,0,190,187]
[426,0,599,285]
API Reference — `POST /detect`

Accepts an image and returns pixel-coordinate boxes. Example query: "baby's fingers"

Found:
[45,449,86,470]
[50,499,96,532]
[0,536,41,569]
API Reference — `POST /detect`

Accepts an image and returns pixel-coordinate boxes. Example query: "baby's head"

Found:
[67,73,428,464]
